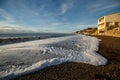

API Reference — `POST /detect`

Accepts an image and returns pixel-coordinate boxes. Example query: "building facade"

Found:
[98,12,120,33]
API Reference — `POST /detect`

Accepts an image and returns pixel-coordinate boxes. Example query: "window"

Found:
[115,22,118,26]
[106,22,109,27]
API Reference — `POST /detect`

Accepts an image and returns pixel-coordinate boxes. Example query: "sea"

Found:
[0,33,73,45]
[0,33,72,38]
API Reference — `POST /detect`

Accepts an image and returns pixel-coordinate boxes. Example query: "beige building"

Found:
[98,12,120,33]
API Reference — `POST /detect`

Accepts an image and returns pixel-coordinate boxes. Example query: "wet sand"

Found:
[11,35,120,80]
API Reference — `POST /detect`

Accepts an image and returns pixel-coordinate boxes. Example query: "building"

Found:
[98,12,120,33]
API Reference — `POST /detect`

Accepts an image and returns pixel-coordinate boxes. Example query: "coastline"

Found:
[0,35,107,80]
[11,35,120,80]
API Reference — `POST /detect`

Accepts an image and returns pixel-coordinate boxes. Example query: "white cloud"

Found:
[87,1,120,13]
[93,4,119,12]
[61,1,73,14]
[0,8,15,24]
[61,3,68,14]
[0,25,40,33]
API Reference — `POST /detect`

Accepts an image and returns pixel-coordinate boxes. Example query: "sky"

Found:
[0,0,120,33]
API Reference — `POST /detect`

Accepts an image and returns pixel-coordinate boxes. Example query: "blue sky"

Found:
[0,0,120,33]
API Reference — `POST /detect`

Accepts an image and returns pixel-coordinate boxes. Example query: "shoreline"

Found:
[10,35,120,80]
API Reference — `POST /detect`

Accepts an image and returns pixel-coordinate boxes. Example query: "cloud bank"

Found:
[0,26,38,33]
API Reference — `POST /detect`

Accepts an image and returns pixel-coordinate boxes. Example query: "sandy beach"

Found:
[11,35,120,80]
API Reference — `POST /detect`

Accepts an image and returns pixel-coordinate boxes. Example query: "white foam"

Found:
[0,35,107,79]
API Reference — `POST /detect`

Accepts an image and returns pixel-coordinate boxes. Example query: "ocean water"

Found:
[0,33,72,38]
[0,33,73,45]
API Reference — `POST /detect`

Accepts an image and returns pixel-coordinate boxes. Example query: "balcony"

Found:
[98,23,104,26]
[98,17,104,24]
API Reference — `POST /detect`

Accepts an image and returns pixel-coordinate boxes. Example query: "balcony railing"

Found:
[98,17,104,24]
